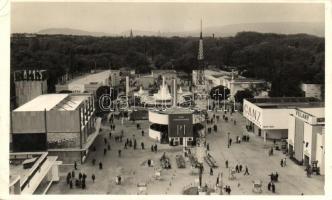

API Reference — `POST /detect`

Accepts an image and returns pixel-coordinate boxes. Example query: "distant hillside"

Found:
[37,28,111,37]
[35,22,324,37]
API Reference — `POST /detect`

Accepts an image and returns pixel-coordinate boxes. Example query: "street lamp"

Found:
[223,87,226,111]
[227,132,230,148]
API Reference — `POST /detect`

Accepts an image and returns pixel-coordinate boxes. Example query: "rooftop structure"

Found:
[14,94,89,112]
[246,97,324,109]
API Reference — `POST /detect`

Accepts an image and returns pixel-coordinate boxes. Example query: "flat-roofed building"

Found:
[301,83,322,99]
[55,70,111,96]
[10,152,62,194]
[243,97,324,140]
[11,93,100,164]
[288,107,325,174]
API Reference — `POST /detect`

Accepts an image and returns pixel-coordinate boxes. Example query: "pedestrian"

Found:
[229,138,232,146]
[269,173,274,182]
[118,149,121,157]
[92,158,96,166]
[244,166,250,175]
[225,160,229,168]
[129,139,132,147]
[99,161,103,170]
[210,167,213,175]
[141,142,144,150]
[92,174,95,183]
[108,144,111,150]
[104,138,107,145]
[154,144,158,152]
[134,139,137,150]
[104,148,107,155]
[207,143,210,151]
[271,182,276,193]
[280,159,284,167]
[283,158,287,166]
[79,172,82,180]
[151,145,154,152]
[124,143,127,149]
[71,171,75,178]
[268,182,271,191]
[239,164,243,172]
[69,180,73,189]
[83,173,87,180]
[142,130,144,136]
[109,132,112,139]
[82,179,86,189]
[66,173,70,185]
[275,172,279,182]
[235,165,239,173]
[74,161,77,170]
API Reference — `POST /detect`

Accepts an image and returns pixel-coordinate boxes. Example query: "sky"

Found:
[11,2,325,34]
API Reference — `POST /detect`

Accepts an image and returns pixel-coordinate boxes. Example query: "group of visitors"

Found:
[224,185,232,195]
[66,168,95,190]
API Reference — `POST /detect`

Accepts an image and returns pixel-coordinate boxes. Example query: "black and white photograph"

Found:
[0,0,331,198]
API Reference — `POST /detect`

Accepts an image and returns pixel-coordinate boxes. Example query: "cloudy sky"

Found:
[11,2,325,34]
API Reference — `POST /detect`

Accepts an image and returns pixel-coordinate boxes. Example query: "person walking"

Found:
[74,161,77,170]
[283,158,287,166]
[141,142,145,150]
[229,138,232,146]
[239,164,243,172]
[154,144,158,152]
[210,167,214,176]
[280,159,284,167]
[134,139,137,150]
[235,165,239,173]
[225,160,229,168]
[244,166,250,175]
[104,148,107,156]
[109,131,112,139]
[108,144,111,151]
[142,130,144,136]
[275,172,279,182]
[99,161,103,170]
[92,174,95,183]
[71,171,75,179]
[118,149,122,157]
[151,145,154,152]
[104,138,107,145]
[207,143,210,151]
[66,173,71,185]
[69,179,73,189]
[79,172,82,181]
[268,182,271,191]
[271,182,276,193]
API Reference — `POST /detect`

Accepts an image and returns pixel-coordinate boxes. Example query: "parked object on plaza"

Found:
[204,153,218,168]
[252,180,263,193]
[176,155,186,168]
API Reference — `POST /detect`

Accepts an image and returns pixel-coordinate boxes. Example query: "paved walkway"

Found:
[48,109,324,195]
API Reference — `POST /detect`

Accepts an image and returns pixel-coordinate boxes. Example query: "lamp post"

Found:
[227,132,230,148]
[223,87,226,111]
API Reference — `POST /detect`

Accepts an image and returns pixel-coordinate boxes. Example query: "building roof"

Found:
[14,94,69,112]
[14,94,91,112]
[297,107,325,118]
[68,70,110,86]
[246,97,324,109]
[151,107,194,115]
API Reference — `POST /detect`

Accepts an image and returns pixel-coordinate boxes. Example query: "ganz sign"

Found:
[14,70,47,81]
[243,102,262,127]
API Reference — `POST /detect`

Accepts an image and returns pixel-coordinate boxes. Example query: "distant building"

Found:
[288,107,325,174]
[55,70,111,97]
[11,93,98,164]
[301,83,322,99]
[195,69,269,97]
[14,69,48,107]
[10,152,61,194]
[243,97,324,140]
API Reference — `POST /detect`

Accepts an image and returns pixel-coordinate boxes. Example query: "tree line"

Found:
[11,31,324,97]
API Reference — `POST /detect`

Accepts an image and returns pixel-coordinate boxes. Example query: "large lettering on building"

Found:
[14,69,47,81]
[243,101,262,127]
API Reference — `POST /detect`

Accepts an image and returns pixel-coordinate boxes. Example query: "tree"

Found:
[234,89,254,104]
[209,85,230,101]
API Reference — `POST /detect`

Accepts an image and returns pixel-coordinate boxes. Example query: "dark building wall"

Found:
[12,133,47,152]
[168,113,193,137]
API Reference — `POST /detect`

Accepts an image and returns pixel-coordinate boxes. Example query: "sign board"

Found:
[243,100,262,128]
[295,109,316,125]
[168,113,193,137]
[14,70,47,81]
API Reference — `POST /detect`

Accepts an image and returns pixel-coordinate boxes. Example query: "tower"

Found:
[196,20,205,86]
[130,29,133,38]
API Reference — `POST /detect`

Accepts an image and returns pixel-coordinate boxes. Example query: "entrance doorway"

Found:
[304,155,310,166]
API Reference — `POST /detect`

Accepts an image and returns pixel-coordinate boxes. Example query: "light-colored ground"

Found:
[48,105,324,195]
